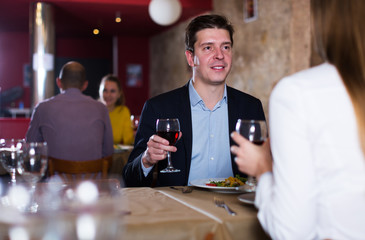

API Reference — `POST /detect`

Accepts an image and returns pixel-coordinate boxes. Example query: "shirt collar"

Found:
[188,80,227,109]
[63,88,82,94]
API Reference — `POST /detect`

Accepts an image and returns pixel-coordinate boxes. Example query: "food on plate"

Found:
[206,175,247,187]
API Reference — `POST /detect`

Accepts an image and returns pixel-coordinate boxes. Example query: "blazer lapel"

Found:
[178,83,193,184]
[227,87,240,175]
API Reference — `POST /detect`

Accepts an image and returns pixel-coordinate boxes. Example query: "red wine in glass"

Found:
[156,119,180,173]
[157,131,179,146]
[253,140,264,146]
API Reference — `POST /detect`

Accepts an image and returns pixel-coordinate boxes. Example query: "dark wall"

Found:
[56,37,113,99]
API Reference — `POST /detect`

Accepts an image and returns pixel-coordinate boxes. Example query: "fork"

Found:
[214,197,236,216]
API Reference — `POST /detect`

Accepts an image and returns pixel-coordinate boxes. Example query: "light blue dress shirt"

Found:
[188,80,233,184]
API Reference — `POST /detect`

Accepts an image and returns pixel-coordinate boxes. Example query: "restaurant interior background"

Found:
[0,0,321,139]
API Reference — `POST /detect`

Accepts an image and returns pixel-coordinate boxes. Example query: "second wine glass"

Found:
[235,119,268,192]
[156,118,180,173]
[17,142,48,213]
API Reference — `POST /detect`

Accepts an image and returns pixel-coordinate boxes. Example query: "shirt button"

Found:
[210,157,214,161]
[210,134,214,138]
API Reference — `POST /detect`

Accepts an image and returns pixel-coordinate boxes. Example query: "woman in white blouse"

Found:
[230,0,365,239]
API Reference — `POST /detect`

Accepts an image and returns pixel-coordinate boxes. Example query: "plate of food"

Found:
[189,175,247,193]
[238,192,256,205]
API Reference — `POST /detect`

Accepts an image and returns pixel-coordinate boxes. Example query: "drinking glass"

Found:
[156,118,180,173]
[235,119,268,192]
[130,115,140,131]
[0,139,24,184]
[17,142,48,212]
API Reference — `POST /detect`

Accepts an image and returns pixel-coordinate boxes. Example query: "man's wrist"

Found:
[142,151,154,168]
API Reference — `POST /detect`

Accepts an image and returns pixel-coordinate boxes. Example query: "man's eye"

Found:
[223,45,231,50]
[204,46,211,51]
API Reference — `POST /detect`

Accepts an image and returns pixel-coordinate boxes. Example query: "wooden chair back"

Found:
[48,156,112,182]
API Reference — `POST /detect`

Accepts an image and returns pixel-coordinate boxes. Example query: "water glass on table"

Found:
[0,139,25,184]
[235,119,268,191]
[130,115,140,132]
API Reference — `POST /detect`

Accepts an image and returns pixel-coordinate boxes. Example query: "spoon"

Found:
[170,186,193,193]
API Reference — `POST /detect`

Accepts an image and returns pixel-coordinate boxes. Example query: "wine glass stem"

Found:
[246,176,257,191]
[166,151,173,168]
[247,176,254,185]
[28,183,37,211]
[10,170,16,184]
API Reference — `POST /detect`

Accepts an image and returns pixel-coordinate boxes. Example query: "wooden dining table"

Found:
[0,182,269,240]
[120,187,269,240]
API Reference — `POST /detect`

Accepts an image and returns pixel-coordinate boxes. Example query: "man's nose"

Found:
[214,48,224,59]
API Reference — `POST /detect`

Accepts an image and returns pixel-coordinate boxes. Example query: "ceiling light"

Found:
[93,29,99,35]
[115,11,121,23]
[148,0,182,26]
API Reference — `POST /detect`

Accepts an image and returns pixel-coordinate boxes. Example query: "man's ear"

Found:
[56,78,63,90]
[185,50,194,67]
[81,81,89,91]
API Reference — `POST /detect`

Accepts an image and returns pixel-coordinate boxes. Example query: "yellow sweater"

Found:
[109,105,134,145]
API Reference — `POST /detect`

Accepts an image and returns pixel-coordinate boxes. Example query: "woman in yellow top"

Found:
[99,74,134,145]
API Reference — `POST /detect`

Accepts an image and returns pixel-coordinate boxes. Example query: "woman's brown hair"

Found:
[311,0,365,155]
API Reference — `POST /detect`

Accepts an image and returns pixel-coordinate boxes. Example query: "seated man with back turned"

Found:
[26,61,114,161]
[123,14,266,187]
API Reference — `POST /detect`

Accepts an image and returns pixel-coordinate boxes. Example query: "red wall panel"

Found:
[117,36,149,116]
[0,32,30,107]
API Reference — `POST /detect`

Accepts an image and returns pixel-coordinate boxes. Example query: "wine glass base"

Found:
[242,185,256,192]
[244,179,257,192]
[160,167,180,173]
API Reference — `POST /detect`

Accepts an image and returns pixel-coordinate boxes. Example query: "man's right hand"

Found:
[141,134,179,168]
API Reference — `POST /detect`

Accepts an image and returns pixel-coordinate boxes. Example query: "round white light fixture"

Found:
[148,0,182,26]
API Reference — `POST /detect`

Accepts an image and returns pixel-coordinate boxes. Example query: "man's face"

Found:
[186,28,232,86]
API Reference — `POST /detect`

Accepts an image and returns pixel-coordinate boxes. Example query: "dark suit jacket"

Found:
[123,82,266,187]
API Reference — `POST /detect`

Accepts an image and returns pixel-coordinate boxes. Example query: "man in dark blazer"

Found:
[123,14,265,187]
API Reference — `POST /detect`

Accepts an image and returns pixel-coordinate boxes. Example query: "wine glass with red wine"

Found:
[156,118,180,173]
[235,119,268,191]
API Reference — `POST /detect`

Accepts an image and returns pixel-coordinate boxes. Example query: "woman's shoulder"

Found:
[273,63,340,95]
[114,105,131,114]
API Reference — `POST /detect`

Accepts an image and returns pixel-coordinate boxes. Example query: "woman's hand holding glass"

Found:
[231,120,272,191]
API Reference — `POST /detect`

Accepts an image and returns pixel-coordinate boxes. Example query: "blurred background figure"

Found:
[26,61,114,161]
[231,0,365,239]
[99,74,134,145]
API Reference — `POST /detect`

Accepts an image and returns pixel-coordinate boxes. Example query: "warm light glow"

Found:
[76,181,99,204]
[9,227,29,240]
[115,11,121,23]
[93,29,100,35]
[77,214,96,240]
[35,3,43,26]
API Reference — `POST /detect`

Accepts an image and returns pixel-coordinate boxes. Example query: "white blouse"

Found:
[256,63,365,239]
